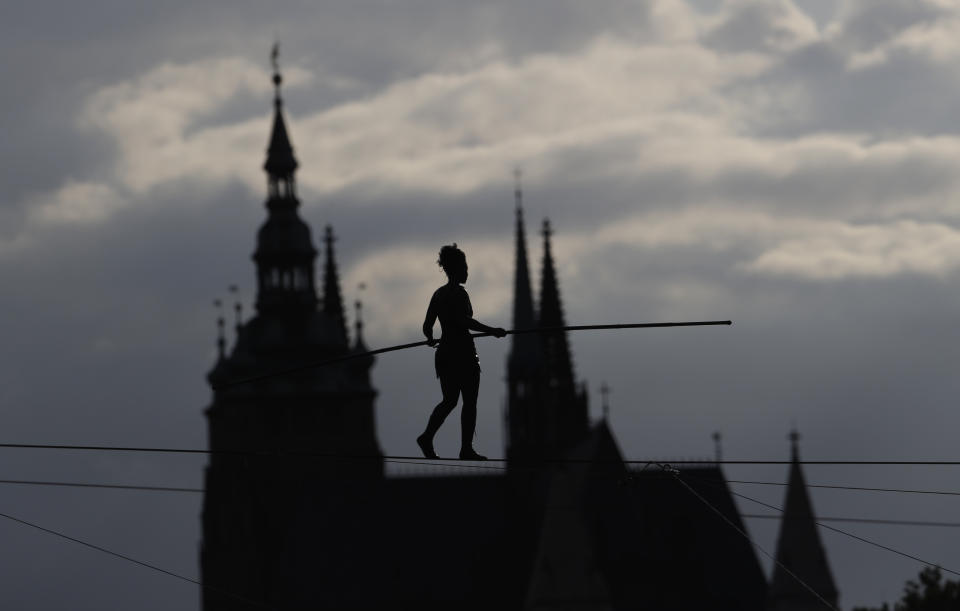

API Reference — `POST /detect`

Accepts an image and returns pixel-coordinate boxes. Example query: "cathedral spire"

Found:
[769,431,838,611]
[253,44,317,315]
[263,43,298,188]
[538,218,575,390]
[323,225,349,346]
[512,169,536,329]
[506,172,547,464]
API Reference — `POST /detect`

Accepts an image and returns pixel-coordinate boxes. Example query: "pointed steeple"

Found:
[512,169,536,330]
[252,45,318,315]
[538,218,576,391]
[263,43,298,181]
[769,431,839,611]
[509,169,541,377]
[323,225,349,346]
[506,171,550,465]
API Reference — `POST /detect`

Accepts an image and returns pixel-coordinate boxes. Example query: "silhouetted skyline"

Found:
[3,1,960,609]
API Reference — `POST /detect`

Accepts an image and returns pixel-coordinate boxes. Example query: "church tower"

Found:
[768,431,838,611]
[505,174,589,465]
[506,171,547,464]
[201,48,381,611]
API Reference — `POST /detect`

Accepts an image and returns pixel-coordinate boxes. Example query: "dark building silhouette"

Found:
[768,432,839,611]
[202,63,381,610]
[201,59,836,611]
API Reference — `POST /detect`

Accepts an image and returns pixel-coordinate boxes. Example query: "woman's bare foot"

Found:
[458,447,487,461]
[417,434,438,459]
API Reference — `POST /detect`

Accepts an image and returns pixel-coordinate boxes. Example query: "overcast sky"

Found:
[3,0,960,608]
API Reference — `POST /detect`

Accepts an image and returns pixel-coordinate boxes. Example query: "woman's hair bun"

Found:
[437,244,465,270]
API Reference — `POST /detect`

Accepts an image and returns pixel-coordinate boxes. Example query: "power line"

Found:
[0,478,202,493]
[5,442,960,466]
[0,507,268,608]
[213,320,732,390]
[2,475,958,530]
[742,515,960,528]
[1,458,956,607]
[728,480,960,497]
[0,443,211,455]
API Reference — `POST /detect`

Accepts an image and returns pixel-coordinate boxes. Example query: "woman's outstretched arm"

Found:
[466,318,506,337]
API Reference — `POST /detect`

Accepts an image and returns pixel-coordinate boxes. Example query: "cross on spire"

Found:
[262,42,298,182]
[271,42,282,103]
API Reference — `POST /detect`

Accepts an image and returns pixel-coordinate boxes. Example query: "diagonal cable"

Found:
[664,465,839,611]
[726,486,960,578]
[0,508,270,608]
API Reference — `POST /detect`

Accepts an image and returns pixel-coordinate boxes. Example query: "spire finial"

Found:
[270,42,282,104]
[262,42,298,181]
[600,382,610,420]
[514,167,523,211]
[789,429,801,461]
[213,299,225,359]
[712,431,723,463]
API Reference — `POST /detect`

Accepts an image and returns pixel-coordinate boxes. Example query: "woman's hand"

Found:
[492,327,507,338]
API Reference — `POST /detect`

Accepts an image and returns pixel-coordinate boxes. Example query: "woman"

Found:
[416,244,506,460]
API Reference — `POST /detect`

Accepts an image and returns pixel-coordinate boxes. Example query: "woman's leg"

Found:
[417,371,462,457]
[459,367,484,459]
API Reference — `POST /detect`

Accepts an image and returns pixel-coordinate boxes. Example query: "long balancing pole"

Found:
[213,320,732,390]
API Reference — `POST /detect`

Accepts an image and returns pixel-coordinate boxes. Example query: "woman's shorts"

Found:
[435,348,481,380]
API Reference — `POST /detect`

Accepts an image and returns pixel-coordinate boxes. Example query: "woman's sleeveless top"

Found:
[432,284,480,376]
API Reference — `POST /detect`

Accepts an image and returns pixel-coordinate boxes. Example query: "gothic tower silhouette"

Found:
[506,176,589,465]
[506,172,546,463]
[201,53,381,610]
[537,218,589,449]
